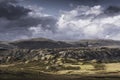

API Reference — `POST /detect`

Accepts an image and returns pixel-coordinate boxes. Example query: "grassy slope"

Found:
[0,62,120,80]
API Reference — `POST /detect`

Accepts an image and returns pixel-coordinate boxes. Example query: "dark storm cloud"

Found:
[0,16,57,40]
[0,0,17,3]
[0,0,31,20]
[0,0,32,40]
[3,16,57,31]
[104,6,120,15]
[0,0,57,40]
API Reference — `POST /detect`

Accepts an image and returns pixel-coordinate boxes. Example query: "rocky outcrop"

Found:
[0,47,120,64]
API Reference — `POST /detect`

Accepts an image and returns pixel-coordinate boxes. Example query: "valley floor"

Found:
[0,63,120,80]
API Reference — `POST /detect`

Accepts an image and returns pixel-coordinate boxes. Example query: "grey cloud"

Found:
[104,6,120,15]
[0,0,17,3]
[103,24,120,35]
[4,16,57,31]
[0,16,57,40]
[0,0,31,20]
[0,0,57,41]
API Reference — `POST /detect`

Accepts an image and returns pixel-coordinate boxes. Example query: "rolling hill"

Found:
[9,38,74,49]
[1,38,120,49]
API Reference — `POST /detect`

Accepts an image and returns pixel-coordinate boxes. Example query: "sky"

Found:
[0,0,120,41]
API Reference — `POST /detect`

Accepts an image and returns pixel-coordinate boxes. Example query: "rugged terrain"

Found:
[0,38,120,80]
